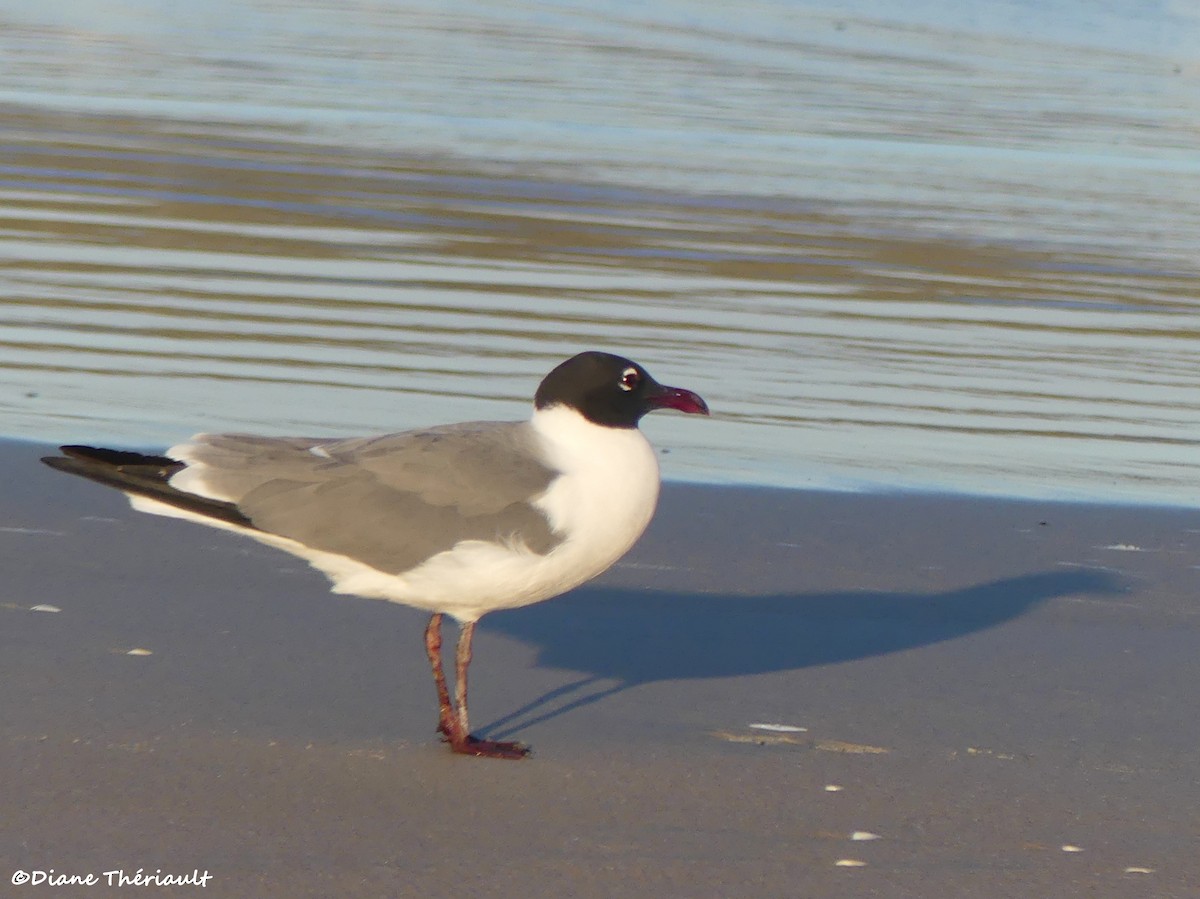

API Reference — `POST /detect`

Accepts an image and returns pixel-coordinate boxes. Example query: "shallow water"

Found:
[1,0,1199,503]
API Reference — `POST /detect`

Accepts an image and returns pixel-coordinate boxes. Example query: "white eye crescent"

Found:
[619,367,640,391]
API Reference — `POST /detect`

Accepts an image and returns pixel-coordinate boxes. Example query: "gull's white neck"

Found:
[529,403,661,575]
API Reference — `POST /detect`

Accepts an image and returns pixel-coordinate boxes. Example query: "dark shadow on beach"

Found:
[479,568,1120,739]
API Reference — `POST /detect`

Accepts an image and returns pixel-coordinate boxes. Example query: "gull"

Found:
[42,351,709,758]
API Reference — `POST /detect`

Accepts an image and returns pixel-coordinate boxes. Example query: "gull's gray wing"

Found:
[174,421,562,574]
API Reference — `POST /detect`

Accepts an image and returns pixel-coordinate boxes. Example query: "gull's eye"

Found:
[618,367,641,392]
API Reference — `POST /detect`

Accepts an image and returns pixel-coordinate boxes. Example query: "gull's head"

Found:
[534,351,710,429]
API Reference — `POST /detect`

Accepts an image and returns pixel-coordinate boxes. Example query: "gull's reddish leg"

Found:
[454,619,475,737]
[446,619,530,760]
[424,613,456,739]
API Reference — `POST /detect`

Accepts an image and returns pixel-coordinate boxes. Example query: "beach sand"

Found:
[2,439,1197,897]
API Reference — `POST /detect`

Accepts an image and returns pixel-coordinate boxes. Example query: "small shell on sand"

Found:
[1123,867,1154,874]
[824,784,843,792]
[1061,845,1084,853]
[125,648,153,656]
[748,723,807,733]
[835,859,866,867]
[29,604,61,613]
[851,831,881,841]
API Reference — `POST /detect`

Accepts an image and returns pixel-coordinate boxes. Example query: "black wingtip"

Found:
[40,444,256,530]
[59,445,179,468]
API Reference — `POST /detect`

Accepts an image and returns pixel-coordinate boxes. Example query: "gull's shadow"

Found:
[479,569,1119,739]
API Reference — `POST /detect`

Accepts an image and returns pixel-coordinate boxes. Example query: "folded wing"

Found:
[44,421,564,575]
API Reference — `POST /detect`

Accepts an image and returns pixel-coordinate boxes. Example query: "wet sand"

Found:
[2,438,1198,897]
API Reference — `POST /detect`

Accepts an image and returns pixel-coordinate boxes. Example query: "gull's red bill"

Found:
[646,384,710,416]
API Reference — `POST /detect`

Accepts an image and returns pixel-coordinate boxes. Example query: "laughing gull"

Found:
[42,351,709,759]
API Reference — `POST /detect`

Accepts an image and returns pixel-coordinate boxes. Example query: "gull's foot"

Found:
[449,734,531,760]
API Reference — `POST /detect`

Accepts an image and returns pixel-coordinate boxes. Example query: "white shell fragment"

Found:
[1061,845,1084,853]
[125,648,154,656]
[748,723,808,733]
[29,604,62,613]
[851,831,881,841]
[824,784,843,792]
[835,859,866,867]
[1124,867,1154,874]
